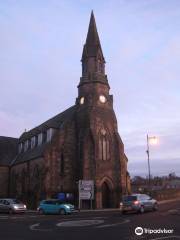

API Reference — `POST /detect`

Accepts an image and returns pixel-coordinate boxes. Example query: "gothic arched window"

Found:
[99,129,110,161]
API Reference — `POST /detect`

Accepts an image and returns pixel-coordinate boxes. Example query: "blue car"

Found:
[37,199,75,215]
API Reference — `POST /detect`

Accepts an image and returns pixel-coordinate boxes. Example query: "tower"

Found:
[75,12,128,208]
[77,11,111,109]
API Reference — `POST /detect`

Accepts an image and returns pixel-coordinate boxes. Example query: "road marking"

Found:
[29,223,52,231]
[168,209,179,214]
[30,223,40,230]
[57,219,104,227]
[149,236,180,240]
[96,219,130,228]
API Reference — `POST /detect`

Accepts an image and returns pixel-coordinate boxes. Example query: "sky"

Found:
[0,0,180,177]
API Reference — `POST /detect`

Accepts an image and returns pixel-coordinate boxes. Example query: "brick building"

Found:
[0,12,130,208]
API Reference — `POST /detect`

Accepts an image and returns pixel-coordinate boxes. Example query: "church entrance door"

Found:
[102,182,111,208]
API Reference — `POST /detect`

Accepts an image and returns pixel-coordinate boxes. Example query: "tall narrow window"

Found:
[38,133,43,146]
[102,136,107,160]
[99,129,110,161]
[60,153,64,175]
[31,136,36,149]
[18,142,23,153]
[82,62,87,74]
[24,140,29,152]
[47,128,53,142]
[43,131,47,143]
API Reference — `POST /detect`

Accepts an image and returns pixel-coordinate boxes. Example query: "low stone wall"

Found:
[151,189,180,201]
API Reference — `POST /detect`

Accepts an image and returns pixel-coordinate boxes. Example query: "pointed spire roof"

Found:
[82,11,105,61]
[86,11,100,46]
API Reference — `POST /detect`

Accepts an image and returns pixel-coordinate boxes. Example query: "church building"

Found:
[0,12,130,208]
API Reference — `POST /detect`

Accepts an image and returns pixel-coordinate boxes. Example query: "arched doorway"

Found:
[102,182,111,208]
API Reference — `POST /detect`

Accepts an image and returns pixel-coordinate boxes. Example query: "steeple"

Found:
[82,11,105,61]
[79,11,108,88]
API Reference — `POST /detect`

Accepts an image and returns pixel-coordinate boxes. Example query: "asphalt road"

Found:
[0,199,179,240]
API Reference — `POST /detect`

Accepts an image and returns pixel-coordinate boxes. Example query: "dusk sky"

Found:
[0,0,180,177]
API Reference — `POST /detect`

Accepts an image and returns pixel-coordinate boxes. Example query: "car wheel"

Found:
[153,203,158,211]
[39,209,44,215]
[139,206,145,214]
[59,209,66,215]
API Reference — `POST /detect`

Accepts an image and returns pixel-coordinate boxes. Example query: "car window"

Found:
[3,200,10,205]
[140,195,150,200]
[56,201,65,205]
[12,199,21,204]
[122,196,137,201]
[44,200,54,205]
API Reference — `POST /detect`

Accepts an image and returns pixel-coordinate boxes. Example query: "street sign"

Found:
[79,192,92,199]
[79,180,94,200]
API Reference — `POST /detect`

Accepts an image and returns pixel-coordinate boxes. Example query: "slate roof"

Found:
[19,105,76,142]
[12,105,76,165]
[0,137,18,166]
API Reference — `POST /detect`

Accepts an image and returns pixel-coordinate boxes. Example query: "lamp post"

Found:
[146,134,158,191]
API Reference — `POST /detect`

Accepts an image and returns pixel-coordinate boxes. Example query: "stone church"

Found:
[0,12,130,208]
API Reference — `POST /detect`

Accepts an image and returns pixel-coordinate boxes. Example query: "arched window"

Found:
[99,129,110,161]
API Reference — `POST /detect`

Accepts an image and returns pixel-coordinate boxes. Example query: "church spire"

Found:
[86,11,101,47]
[81,11,105,62]
[78,11,109,90]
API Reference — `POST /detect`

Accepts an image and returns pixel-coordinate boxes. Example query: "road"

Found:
[0,199,179,240]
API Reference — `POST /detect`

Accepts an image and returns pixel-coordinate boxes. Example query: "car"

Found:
[0,198,27,214]
[37,199,75,215]
[120,194,158,214]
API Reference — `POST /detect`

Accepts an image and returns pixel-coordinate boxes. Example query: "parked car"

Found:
[120,194,158,214]
[37,199,75,215]
[0,199,27,214]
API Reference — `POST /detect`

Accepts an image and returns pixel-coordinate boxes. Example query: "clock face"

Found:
[99,95,106,103]
[80,97,85,105]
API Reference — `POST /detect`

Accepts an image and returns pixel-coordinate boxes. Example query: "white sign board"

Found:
[79,180,94,200]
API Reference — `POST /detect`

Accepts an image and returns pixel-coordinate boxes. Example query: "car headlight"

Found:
[14,206,18,209]
[24,205,27,209]
[64,205,70,209]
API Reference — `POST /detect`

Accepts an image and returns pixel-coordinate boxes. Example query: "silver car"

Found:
[120,194,158,214]
[0,199,27,214]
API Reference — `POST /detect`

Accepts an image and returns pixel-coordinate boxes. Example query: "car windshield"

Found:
[12,199,22,204]
[122,196,137,202]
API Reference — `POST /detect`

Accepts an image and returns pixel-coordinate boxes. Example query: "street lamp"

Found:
[146,134,158,191]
